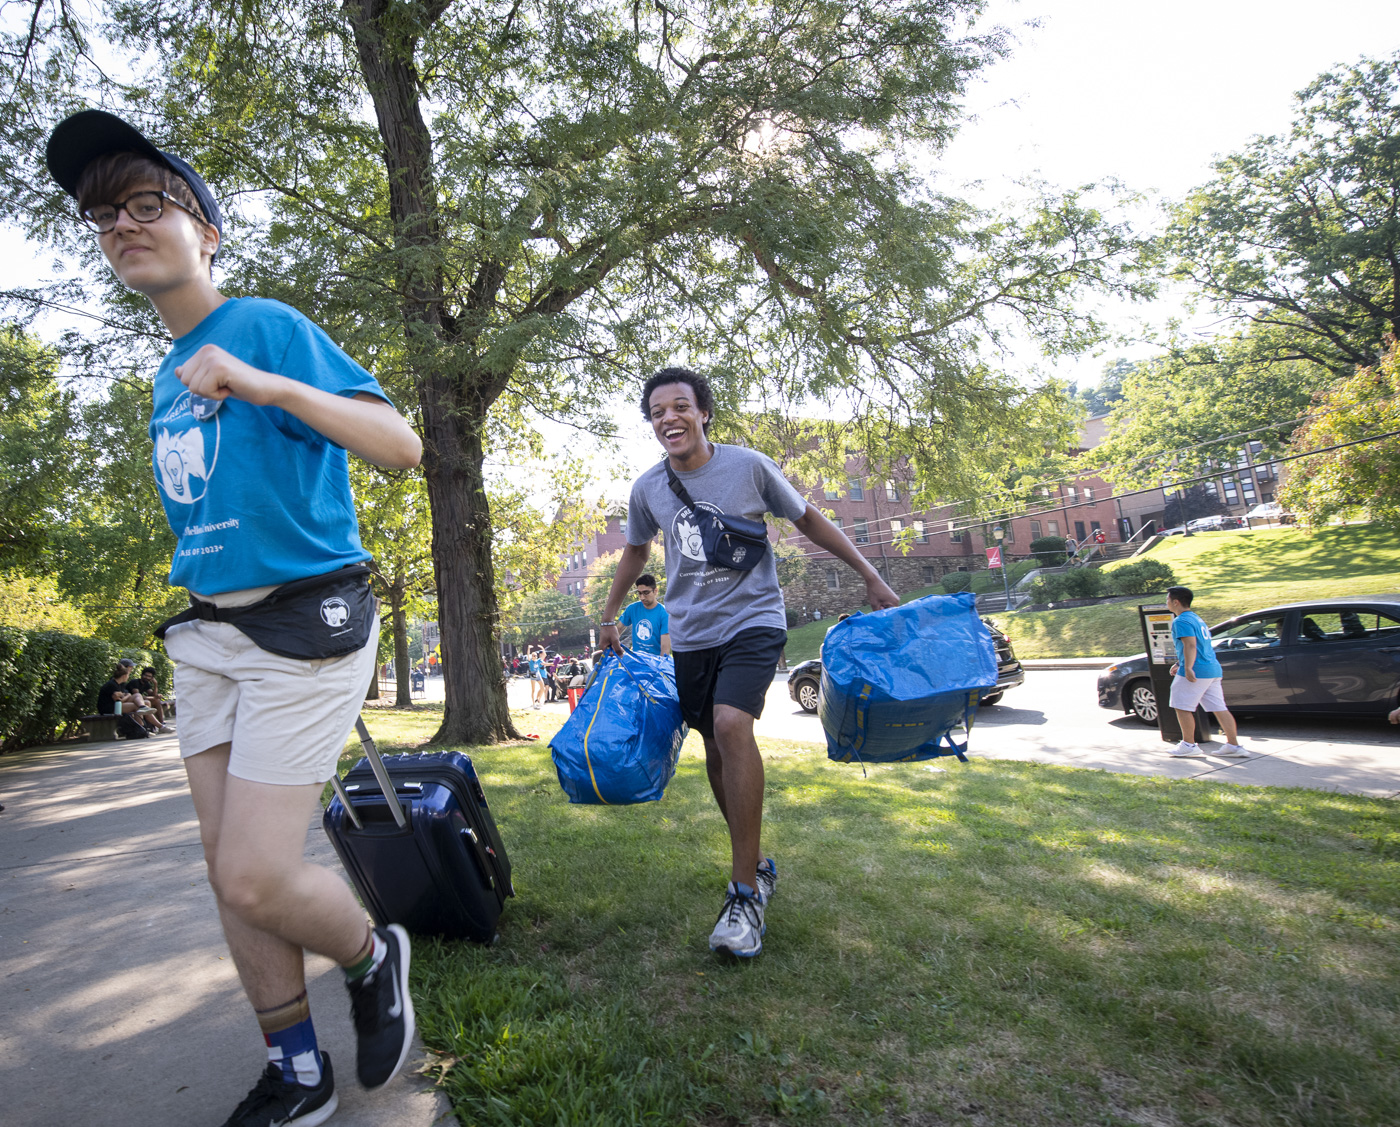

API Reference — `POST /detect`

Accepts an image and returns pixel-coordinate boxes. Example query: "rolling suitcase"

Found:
[323,718,513,944]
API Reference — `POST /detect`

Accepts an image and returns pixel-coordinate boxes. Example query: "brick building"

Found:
[553,501,629,599]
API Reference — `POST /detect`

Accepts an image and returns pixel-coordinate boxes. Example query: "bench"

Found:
[79,714,121,742]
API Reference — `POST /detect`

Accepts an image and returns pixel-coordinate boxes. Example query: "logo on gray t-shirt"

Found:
[627,445,808,651]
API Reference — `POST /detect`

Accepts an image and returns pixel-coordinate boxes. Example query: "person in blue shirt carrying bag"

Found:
[45,111,423,1126]
[1166,586,1250,760]
[617,574,671,656]
[600,368,899,959]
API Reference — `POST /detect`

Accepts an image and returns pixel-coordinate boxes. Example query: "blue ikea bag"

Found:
[819,592,998,764]
[549,649,688,804]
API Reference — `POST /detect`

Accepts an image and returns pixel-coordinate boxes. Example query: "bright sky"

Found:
[603,0,1400,480]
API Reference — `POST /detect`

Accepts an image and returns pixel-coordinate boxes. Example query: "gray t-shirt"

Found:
[627,444,809,650]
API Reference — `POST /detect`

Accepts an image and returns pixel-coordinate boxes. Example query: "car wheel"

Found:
[1127,680,1158,724]
[979,692,1004,706]
[796,679,820,713]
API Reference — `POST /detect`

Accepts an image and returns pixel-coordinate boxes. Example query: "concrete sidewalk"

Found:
[0,734,457,1127]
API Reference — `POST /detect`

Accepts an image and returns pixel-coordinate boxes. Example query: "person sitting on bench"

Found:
[96,663,159,738]
[132,665,173,731]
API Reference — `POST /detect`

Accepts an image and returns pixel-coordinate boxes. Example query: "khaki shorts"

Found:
[163,609,379,786]
[1169,675,1227,712]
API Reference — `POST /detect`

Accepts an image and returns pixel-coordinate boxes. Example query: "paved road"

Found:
[508,668,1400,798]
[0,734,456,1127]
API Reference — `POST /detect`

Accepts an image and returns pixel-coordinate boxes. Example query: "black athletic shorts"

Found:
[672,627,787,737]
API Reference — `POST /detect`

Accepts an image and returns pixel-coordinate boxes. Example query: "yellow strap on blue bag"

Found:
[581,668,613,805]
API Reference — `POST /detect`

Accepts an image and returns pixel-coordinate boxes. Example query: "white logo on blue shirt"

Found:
[635,620,653,641]
[154,392,220,505]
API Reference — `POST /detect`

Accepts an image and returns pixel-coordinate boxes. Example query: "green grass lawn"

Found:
[993,524,1400,659]
[342,705,1400,1127]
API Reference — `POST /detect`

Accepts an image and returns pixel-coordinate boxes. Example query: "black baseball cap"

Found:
[45,109,223,244]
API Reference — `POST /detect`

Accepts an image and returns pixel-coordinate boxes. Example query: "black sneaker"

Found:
[347,923,415,1089]
[222,1052,337,1126]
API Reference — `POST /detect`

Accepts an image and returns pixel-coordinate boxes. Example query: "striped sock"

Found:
[343,928,385,982]
[256,991,322,1087]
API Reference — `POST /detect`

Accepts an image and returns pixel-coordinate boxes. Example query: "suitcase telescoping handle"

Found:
[327,716,408,831]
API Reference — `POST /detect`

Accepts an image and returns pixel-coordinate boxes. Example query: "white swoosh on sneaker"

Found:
[273,1097,305,1125]
[388,973,403,1020]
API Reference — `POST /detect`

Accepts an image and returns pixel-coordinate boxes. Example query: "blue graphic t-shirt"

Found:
[149,298,389,594]
[1171,610,1223,679]
[619,601,669,655]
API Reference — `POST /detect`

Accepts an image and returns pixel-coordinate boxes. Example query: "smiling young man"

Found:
[601,367,899,957]
[46,110,423,1126]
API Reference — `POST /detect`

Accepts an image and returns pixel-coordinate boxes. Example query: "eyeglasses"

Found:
[80,190,203,233]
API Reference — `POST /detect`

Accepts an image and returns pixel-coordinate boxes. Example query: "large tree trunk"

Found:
[390,580,413,708]
[419,372,518,743]
[347,0,518,745]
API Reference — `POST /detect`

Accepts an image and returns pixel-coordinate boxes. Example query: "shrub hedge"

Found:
[1029,535,1069,567]
[1026,560,1178,606]
[0,627,173,751]
[940,571,973,593]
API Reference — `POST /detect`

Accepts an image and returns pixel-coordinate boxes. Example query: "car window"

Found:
[1302,609,1400,641]
[1212,614,1287,651]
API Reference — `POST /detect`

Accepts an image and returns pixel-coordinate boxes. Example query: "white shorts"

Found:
[163,612,379,786]
[1169,675,1227,713]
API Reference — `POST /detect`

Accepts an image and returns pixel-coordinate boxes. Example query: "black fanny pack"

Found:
[154,564,378,661]
[665,459,770,572]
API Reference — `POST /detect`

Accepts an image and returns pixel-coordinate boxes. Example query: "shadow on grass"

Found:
[351,719,1400,1127]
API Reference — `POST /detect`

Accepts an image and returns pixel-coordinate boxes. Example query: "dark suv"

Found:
[787,619,1024,713]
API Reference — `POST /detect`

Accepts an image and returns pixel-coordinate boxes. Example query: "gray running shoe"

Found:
[754,856,778,905]
[709,882,765,958]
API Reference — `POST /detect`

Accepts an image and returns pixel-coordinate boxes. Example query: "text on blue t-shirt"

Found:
[148,298,389,594]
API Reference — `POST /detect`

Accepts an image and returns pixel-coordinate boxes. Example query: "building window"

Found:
[891,518,903,537]
[1001,523,1014,543]
[1223,478,1238,503]
[1030,519,1041,540]
[853,517,870,544]
[831,516,843,531]
[847,477,864,502]
[825,568,839,590]
[619,520,627,536]
[1205,479,1218,496]
[922,566,936,585]
[949,526,963,544]
[1065,486,1077,503]
[1242,478,1257,503]
[1236,448,1250,468]
[914,520,927,543]
[823,479,841,500]
[1083,487,1094,501]
[886,481,899,502]
[1262,491,1274,503]
[1048,520,1059,537]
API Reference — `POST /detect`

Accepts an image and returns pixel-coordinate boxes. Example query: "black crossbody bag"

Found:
[154,563,378,661]
[664,459,770,572]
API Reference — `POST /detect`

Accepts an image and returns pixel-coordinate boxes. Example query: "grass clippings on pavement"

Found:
[339,705,1400,1127]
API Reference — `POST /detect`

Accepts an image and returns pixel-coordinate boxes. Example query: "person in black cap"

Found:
[45,109,422,1126]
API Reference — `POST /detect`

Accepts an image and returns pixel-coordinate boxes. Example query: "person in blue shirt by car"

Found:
[617,574,671,656]
[1166,586,1249,760]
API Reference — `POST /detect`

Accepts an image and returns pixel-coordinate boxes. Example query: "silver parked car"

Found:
[1097,595,1400,723]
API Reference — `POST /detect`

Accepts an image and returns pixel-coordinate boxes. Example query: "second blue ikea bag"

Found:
[819,591,998,764]
[550,649,688,804]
